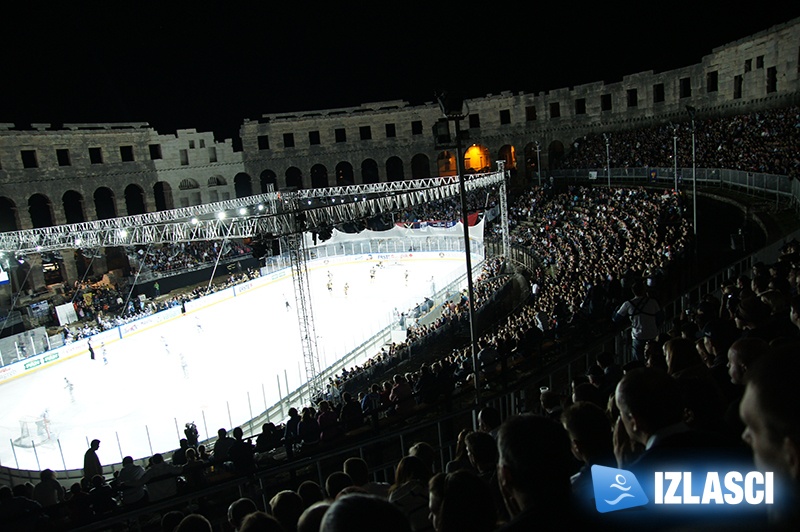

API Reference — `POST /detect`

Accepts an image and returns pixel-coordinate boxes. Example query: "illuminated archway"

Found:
[464,144,491,173]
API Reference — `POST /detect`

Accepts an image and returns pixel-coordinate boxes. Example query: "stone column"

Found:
[26,253,46,292]
[91,249,108,279]
[59,248,80,288]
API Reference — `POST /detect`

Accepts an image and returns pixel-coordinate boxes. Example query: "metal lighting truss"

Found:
[0,172,505,254]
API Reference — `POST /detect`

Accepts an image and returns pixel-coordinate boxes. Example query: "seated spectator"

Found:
[408,442,437,475]
[298,501,330,532]
[388,456,432,532]
[464,431,506,521]
[240,511,283,532]
[444,429,475,474]
[112,456,147,507]
[228,497,258,532]
[428,470,497,532]
[496,415,586,530]
[64,483,92,527]
[324,472,353,500]
[296,480,325,509]
[321,494,411,532]
[254,423,281,453]
[270,490,304,532]
[32,469,64,513]
[175,513,212,532]
[129,453,182,503]
[88,475,117,515]
[740,348,800,527]
[181,448,207,490]
[477,406,502,439]
[560,401,615,507]
[344,457,390,498]
[663,337,707,378]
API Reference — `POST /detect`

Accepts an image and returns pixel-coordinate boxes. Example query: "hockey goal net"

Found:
[12,414,52,447]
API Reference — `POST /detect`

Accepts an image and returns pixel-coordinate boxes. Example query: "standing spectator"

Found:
[613,281,663,361]
[228,427,256,474]
[172,439,190,466]
[83,439,102,487]
[283,407,301,459]
[213,428,235,465]
[389,374,414,417]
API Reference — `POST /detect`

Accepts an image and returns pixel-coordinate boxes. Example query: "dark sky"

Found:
[4,4,800,140]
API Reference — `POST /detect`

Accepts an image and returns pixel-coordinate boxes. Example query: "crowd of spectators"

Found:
[129,240,253,279]
[496,185,690,337]
[559,105,800,178]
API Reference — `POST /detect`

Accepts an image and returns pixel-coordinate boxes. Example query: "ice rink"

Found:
[0,254,468,471]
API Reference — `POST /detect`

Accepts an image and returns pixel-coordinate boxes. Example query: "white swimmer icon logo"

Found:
[604,474,634,505]
[592,465,649,513]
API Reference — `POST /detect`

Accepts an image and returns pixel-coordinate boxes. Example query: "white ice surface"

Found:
[0,256,466,471]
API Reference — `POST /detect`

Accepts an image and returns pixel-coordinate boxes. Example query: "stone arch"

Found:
[154,182,174,211]
[548,140,565,169]
[207,175,227,186]
[286,167,304,189]
[411,154,431,179]
[310,164,329,188]
[28,193,55,228]
[335,161,355,186]
[234,172,253,198]
[179,178,200,190]
[0,196,20,231]
[62,190,86,224]
[260,170,278,193]
[94,187,117,220]
[436,151,457,177]
[361,159,379,184]
[464,144,491,173]
[497,144,517,170]
[124,184,147,215]
[386,156,404,182]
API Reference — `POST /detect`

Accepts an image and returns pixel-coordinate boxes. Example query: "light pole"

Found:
[535,141,542,187]
[672,123,679,191]
[603,133,611,187]
[686,106,697,236]
[436,91,480,408]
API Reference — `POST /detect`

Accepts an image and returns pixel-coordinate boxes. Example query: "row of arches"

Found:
[246,141,565,192]
[0,141,566,231]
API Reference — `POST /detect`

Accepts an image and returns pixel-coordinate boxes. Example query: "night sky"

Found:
[4,3,800,140]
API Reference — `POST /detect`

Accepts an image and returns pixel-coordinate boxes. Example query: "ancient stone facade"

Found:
[241,17,800,190]
[0,125,243,231]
